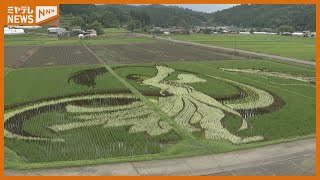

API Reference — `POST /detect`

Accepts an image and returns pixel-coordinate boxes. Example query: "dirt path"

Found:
[136,34,316,67]
[5,138,315,176]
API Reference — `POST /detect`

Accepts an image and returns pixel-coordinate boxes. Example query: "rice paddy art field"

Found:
[4,35,315,169]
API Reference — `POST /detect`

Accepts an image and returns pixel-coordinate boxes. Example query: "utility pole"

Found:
[234,34,237,55]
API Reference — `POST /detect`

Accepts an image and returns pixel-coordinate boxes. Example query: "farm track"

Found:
[84,45,196,140]
[136,34,316,67]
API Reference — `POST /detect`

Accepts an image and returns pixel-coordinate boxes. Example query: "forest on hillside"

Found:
[59,4,316,34]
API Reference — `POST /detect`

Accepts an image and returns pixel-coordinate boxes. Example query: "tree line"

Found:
[59,4,316,35]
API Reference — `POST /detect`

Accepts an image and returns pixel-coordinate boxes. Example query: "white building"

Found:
[47,27,66,35]
[86,29,97,37]
[239,32,250,35]
[266,32,277,35]
[253,32,267,35]
[11,26,42,29]
[292,32,305,37]
[4,27,25,35]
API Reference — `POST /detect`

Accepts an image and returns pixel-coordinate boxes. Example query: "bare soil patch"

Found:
[5,46,35,67]
[89,42,245,65]
[21,45,101,68]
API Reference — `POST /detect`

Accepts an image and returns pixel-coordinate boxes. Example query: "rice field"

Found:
[4,37,315,169]
[164,34,316,61]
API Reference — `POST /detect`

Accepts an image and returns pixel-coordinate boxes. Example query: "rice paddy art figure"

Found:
[142,65,276,144]
[68,67,108,88]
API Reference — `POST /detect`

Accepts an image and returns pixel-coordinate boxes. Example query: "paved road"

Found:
[136,34,316,67]
[5,138,315,176]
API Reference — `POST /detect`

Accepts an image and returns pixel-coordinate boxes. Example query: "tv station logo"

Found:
[7,6,58,25]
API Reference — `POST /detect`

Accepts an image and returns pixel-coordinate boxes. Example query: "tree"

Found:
[202,29,212,34]
[277,25,294,33]
[87,20,104,35]
[98,11,119,28]
[129,10,151,29]
[143,25,152,34]
[71,16,86,28]
[127,19,140,32]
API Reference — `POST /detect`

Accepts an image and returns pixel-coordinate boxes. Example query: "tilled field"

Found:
[19,45,100,68]
[5,46,35,67]
[5,42,245,68]
[89,42,244,64]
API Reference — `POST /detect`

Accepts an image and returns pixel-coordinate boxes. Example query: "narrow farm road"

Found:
[83,45,195,140]
[5,138,315,176]
[136,33,316,67]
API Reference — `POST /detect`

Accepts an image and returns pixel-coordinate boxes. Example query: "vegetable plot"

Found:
[142,65,282,144]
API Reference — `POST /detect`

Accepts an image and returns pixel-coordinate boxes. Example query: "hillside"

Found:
[60,4,207,28]
[59,4,315,31]
[98,4,208,27]
[209,4,315,31]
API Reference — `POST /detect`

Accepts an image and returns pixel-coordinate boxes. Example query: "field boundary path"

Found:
[5,138,315,176]
[135,34,315,67]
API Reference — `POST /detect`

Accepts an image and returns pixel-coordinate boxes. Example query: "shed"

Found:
[239,32,250,35]
[292,32,304,37]
[86,29,97,37]
[47,27,66,35]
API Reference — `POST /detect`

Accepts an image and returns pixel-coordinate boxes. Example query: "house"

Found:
[71,29,85,34]
[173,27,186,33]
[47,27,66,35]
[222,30,229,34]
[4,27,25,35]
[86,29,97,37]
